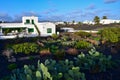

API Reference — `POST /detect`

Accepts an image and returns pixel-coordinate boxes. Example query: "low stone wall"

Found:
[0,35,17,39]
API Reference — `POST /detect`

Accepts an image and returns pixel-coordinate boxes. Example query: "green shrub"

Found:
[75,47,117,73]
[11,42,39,54]
[50,45,59,54]
[99,28,120,43]
[29,56,35,60]
[75,31,91,38]
[75,41,91,49]
[52,34,59,40]
[8,63,17,70]
[54,49,65,60]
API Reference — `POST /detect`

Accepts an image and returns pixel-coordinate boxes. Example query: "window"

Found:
[28,28,34,32]
[32,20,34,24]
[26,19,30,24]
[47,28,52,33]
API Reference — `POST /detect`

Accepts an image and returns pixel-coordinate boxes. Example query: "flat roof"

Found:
[0,23,34,28]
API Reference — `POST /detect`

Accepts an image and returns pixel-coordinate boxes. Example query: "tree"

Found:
[72,20,75,24]
[94,16,100,25]
[64,21,68,25]
[78,22,82,26]
[102,16,107,19]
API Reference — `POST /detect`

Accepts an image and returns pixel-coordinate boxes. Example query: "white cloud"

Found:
[104,0,119,3]
[86,4,96,10]
[0,13,13,21]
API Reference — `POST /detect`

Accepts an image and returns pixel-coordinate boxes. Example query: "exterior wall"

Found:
[0,23,25,28]
[83,19,120,25]
[55,22,65,25]
[24,24,38,34]
[22,16,38,24]
[100,19,120,24]
[37,22,56,36]
[83,20,95,25]
[61,28,75,32]
[100,19,113,24]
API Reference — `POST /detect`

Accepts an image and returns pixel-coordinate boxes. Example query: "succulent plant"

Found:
[8,60,52,80]
[11,42,39,54]
[26,74,32,80]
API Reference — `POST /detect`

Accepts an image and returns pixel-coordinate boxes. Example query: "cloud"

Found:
[104,0,119,3]
[13,11,41,21]
[41,8,58,15]
[0,8,119,22]
[86,4,96,10]
[0,13,13,21]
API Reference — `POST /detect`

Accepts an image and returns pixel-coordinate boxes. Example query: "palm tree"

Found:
[72,20,75,24]
[94,16,100,25]
[102,16,107,19]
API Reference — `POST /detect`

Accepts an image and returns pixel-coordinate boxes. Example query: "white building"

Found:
[83,20,95,25]
[55,22,65,25]
[100,19,120,24]
[61,27,75,32]
[0,16,56,39]
[83,19,120,25]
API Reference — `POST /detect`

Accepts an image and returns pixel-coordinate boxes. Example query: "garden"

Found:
[0,27,120,80]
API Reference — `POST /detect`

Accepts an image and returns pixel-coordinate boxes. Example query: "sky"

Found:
[0,0,120,22]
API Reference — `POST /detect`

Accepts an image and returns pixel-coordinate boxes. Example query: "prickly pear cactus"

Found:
[36,71,41,80]
[26,74,32,80]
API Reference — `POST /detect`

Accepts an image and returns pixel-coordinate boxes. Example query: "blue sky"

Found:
[0,0,120,21]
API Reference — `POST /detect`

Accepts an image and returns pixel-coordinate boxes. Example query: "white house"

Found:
[61,27,75,32]
[0,16,56,39]
[83,19,120,25]
[100,19,120,24]
[55,22,65,25]
[83,20,95,25]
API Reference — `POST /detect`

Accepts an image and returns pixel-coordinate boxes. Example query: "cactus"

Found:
[58,73,63,79]
[26,74,32,80]
[65,67,86,80]
[8,60,53,80]
[40,63,52,80]
[24,65,32,76]
[36,71,41,80]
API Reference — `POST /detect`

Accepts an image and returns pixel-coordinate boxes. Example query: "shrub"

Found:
[99,28,119,43]
[62,41,76,47]
[67,48,78,55]
[54,49,65,60]
[29,56,35,60]
[50,45,59,54]
[75,41,91,49]
[75,47,117,73]
[75,31,91,38]
[11,42,39,54]
[7,63,17,70]
[52,34,59,40]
